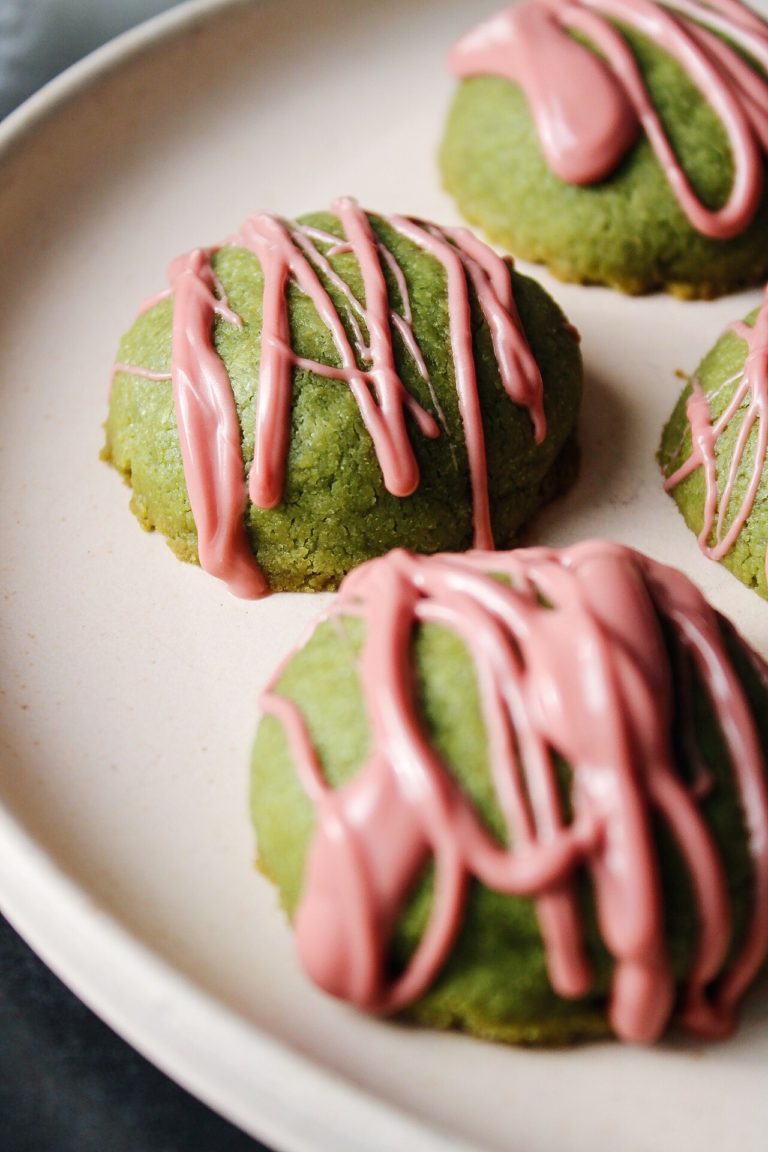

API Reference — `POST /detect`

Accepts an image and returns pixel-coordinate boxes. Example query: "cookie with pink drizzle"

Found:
[441,0,768,297]
[104,200,581,596]
[252,541,768,1044]
[660,286,768,596]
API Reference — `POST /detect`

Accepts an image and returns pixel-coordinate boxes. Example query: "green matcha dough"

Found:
[251,547,768,1045]
[659,303,768,598]
[440,23,768,298]
[103,208,581,594]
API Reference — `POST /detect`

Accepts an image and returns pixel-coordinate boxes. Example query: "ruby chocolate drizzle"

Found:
[113,198,548,597]
[663,284,768,583]
[261,541,768,1043]
[449,0,768,239]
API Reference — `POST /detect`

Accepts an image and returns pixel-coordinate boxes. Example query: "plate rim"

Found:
[0,0,244,158]
[0,804,474,1152]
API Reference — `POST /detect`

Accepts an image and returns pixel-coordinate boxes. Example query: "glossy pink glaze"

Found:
[167,250,268,599]
[449,0,768,239]
[261,541,768,1043]
[664,284,768,584]
[115,200,548,595]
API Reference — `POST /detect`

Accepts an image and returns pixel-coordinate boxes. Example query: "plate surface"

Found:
[1,1,768,1149]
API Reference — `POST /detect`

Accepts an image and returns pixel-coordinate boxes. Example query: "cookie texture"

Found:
[659,296,768,598]
[252,544,768,1045]
[104,204,582,595]
[440,3,768,297]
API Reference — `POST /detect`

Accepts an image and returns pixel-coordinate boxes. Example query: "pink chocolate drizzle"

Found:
[449,0,768,239]
[261,541,768,1043]
[114,199,548,596]
[664,285,768,584]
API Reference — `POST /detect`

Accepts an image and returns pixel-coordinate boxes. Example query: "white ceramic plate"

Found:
[1,1,768,1148]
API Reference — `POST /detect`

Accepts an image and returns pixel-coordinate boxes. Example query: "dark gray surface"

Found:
[0,914,273,1152]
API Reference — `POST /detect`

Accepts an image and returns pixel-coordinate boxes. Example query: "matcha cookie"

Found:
[251,542,768,1045]
[659,288,768,596]
[440,0,768,298]
[104,199,581,597]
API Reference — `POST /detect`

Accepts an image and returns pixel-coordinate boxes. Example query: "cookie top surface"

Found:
[106,199,582,595]
[256,540,768,1043]
[441,0,768,294]
[660,285,768,596]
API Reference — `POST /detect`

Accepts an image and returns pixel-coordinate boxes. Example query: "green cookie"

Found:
[104,210,582,592]
[251,554,766,1045]
[659,304,768,598]
[440,26,768,298]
